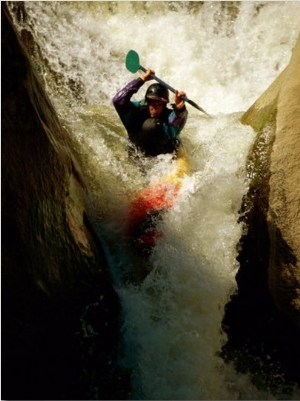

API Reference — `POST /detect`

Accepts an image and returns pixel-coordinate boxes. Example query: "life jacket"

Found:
[128,103,179,157]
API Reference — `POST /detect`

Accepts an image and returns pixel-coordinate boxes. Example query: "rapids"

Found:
[8,2,300,399]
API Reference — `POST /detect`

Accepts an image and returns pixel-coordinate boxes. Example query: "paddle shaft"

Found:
[138,64,209,115]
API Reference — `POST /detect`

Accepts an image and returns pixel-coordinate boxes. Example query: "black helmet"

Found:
[145,84,169,103]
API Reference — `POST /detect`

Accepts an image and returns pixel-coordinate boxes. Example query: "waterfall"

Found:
[8,2,300,399]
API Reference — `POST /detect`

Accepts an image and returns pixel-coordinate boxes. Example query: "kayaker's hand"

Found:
[175,90,186,109]
[141,68,155,82]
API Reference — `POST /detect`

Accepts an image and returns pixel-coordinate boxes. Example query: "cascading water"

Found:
[8,2,300,399]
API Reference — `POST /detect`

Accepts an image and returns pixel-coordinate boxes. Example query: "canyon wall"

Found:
[2,6,122,399]
[242,35,300,327]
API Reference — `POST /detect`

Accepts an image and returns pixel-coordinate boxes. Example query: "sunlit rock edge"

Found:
[242,34,300,327]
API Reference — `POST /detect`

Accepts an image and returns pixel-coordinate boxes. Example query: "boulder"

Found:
[2,5,122,399]
[242,35,300,327]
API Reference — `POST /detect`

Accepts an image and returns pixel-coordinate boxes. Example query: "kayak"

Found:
[127,147,190,257]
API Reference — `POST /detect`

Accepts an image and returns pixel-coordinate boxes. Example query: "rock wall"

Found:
[2,5,123,399]
[242,35,300,327]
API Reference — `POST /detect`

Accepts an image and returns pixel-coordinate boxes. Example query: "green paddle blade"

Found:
[125,50,140,73]
[125,49,210,116]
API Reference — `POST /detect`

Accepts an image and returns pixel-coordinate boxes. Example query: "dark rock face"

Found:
[2,5,124,399]
[222,36,300,395]
[241,35,300,328]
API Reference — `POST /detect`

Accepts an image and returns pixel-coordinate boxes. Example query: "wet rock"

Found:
[221,36,300,395]
[242,35,300,327]
[2,5,122,399]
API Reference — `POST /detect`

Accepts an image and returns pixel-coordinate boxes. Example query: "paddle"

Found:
[125,49,209,116]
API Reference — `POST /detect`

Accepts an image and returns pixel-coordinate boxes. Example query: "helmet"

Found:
[145,84,169,103]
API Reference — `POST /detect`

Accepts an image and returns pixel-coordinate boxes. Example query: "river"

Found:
[8,2,300,399]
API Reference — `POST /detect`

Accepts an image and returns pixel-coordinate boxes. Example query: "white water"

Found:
[9,2,300,399]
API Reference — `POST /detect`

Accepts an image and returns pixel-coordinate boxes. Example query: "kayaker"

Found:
[113,68,188,157]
